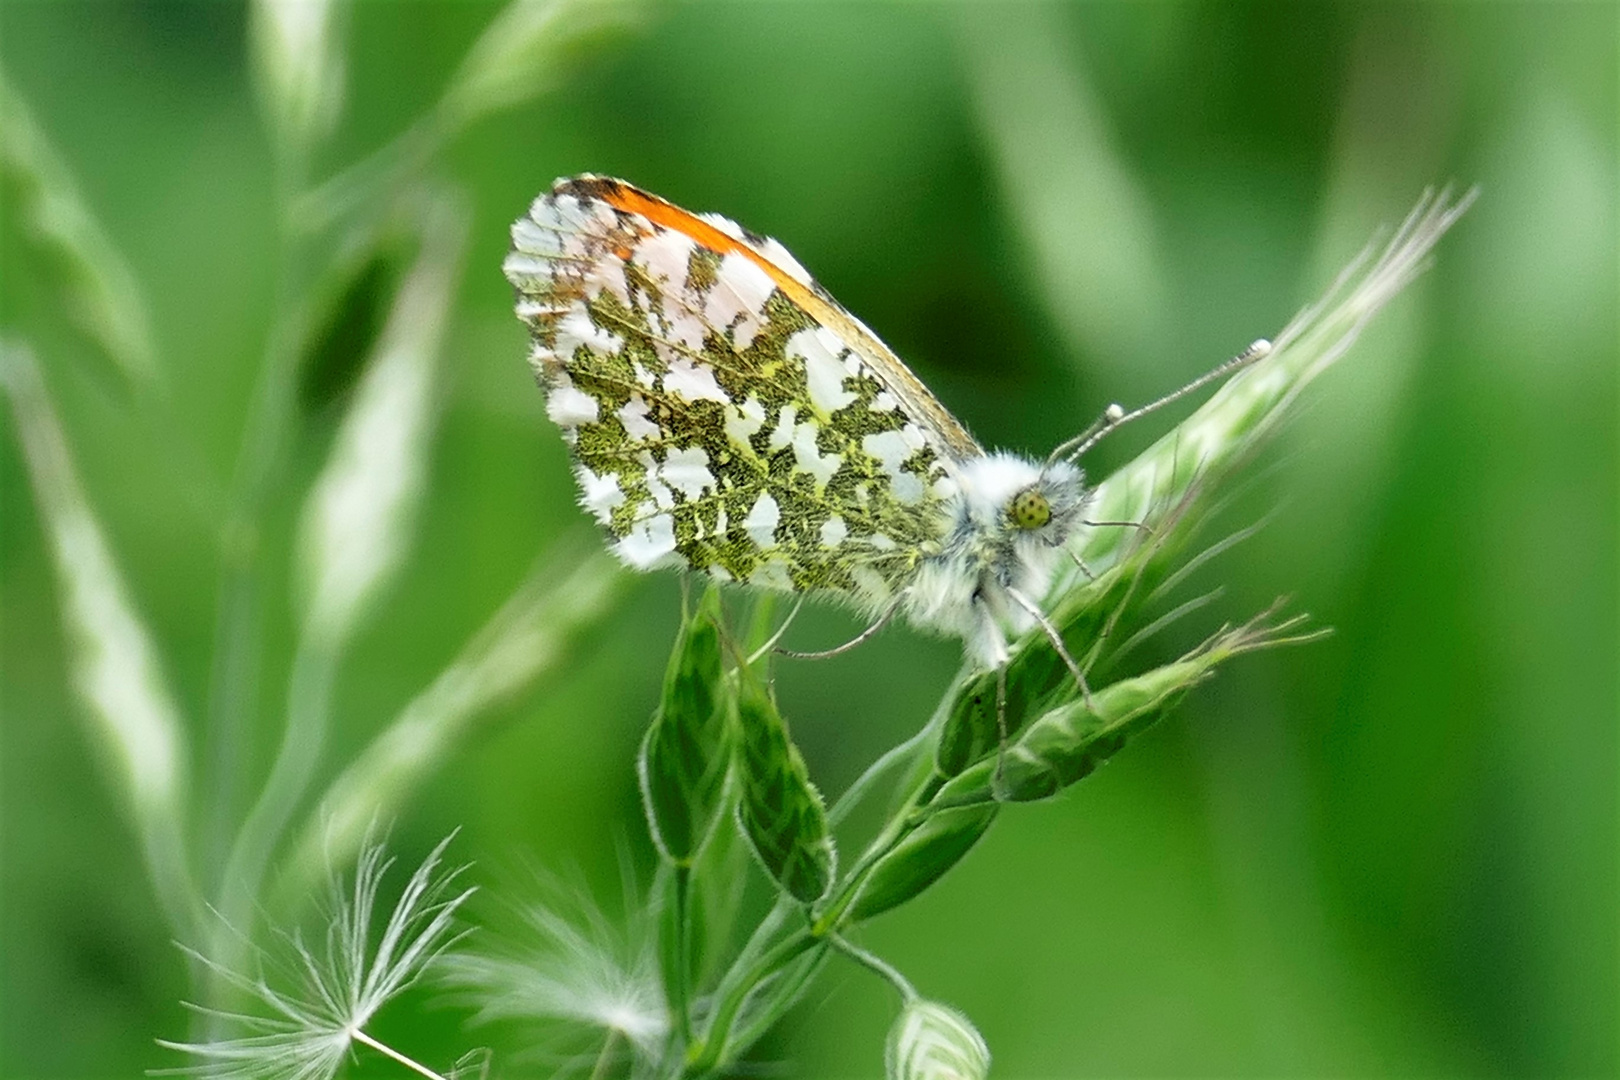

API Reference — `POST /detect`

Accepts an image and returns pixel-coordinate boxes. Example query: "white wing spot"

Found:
[725,396,767,449]
[635,228,696,289]
[503,252,550,280]
[617,513,677,568]
[819,516,848,547]
[618,395,659,441]
[663,355,729,404]
[657,295,708,351]
[863,430,912,478]
[590,262,630,306]
[575,466,624,524]
[553,309,623,359]
[789,421,841,488]
[891,473,924,503]
[791,327,857,414]
[661,445,714,498]
[858,425,930,501]
[743,492,780,549]
[510,217,555,255]
[705,252,773,351]
[547,377,599,427]
[638,450,676,510]
[767,404,798,452]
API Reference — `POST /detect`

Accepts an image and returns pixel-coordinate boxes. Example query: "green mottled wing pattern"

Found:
[504,176,978,610]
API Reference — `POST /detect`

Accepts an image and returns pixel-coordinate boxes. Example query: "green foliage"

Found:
[733,657,835,906]
[847,804,999,924]
[639,586,732,866]
[945,611,1320,806]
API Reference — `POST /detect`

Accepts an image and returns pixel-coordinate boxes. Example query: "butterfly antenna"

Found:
[1047,338,1273,468]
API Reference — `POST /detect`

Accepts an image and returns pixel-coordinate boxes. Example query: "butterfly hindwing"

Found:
[505,176,976,610]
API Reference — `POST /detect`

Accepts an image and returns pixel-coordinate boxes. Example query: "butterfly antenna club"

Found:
[1048,338,1273,468]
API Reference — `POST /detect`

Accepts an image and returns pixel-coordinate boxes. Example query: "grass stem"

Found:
[211,636,340,1014]
[200,154,316,888]
[686,929,819,1074]
[589,1028,623,1080]
[829,935,917,1003]
[670,865,693,1046]
[352,1027,452,1080]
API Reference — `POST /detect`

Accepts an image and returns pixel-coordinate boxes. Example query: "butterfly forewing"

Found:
[506,176,976,610]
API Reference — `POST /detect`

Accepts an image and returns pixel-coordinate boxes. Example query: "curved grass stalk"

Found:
[279,544,624,901]
[216,195,466,993]
[0,340,201,938]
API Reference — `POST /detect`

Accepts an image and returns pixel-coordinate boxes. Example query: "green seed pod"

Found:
[734,658,835,904]
[932,612,1319,808]
[998,656,1213,801]
[937,566,1146,779]
[936,652,1068,778]
[935,673,995,778]
[848,804,998,923]
[886,999,991,1080]
[639,586,733,866]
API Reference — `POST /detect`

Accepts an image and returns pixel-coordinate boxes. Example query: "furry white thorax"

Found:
[902,451,1091,669]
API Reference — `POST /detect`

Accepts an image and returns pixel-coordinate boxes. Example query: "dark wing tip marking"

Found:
[552,174,630,204]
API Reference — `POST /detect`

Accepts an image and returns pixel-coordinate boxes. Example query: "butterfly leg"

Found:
[775,596,902,660]
[991,662,1011,801]
[963,590,1017,801]
[746,597,806,665]
[1006,586,1094,710]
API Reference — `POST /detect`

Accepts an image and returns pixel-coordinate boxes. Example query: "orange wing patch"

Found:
[555,176,981,461]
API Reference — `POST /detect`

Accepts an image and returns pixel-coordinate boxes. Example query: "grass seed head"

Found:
[885,999,991,1080]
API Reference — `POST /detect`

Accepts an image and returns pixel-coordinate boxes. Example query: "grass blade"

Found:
[0,71,157,389]
[221,192,468,946]
[280,545,624,898]
[0,339,197,934]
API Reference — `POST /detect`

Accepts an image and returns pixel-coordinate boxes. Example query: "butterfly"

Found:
[504,175,1267,675]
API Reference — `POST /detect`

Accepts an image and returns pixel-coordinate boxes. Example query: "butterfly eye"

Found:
[1008,488,1052,530]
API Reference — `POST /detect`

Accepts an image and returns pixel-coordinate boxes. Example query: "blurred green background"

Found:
[2,2,1615,1077]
